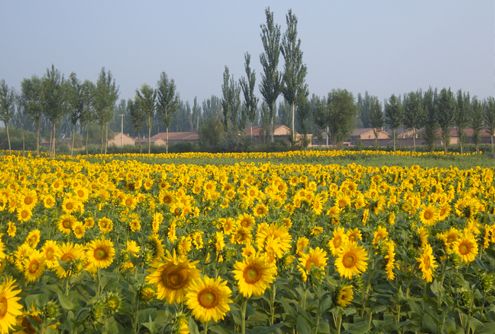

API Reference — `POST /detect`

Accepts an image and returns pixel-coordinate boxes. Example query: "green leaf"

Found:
[296,314,312,334]
[57,291,75,310]
[188,317,200,334]
[475,321,495,334]
[342,320,370,334]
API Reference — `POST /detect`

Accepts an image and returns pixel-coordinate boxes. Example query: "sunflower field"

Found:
[1,151,495,333]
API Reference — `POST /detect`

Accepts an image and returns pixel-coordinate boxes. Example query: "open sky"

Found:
[0,1,493,104]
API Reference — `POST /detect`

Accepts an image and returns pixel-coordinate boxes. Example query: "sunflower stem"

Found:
[241,299,248,334]
[269,285,276,325]
[203,322,209,334]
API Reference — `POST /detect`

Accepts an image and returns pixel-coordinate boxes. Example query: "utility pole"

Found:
[120,113,124,149]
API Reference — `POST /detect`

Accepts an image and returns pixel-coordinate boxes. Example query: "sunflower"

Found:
[146,252,199,304]
[98,217,113,234]
[61,196,81,214]
[328,227,348,256]
[17,206,32,223]
[252,203,268,217]
[21,190,37,209]
[185,276,232,323]
[58,215,76,235]
[23,251,46,282]
[453,235,478,263]
[233,254,277,298]
[87,239,115,269]
[372,226,389,247]
[417,243,437,283]
[237,213,255,229]
[0,277,23,334]
[25,229,41,248]
[335,242,368,279]
[336,285,354,308]
[43,195,56,209]
[54,242,84,278]
[298,247,328,282]
[419,205,437,226]
[42,240,59,268]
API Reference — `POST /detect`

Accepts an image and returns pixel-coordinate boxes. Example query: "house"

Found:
[350,128,390,146]
[434,128,493,146]
[150,132,199,146]
[108,133,136,147]
[245,125,312,146]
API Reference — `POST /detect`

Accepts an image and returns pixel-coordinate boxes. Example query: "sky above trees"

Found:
[0,0,492,103]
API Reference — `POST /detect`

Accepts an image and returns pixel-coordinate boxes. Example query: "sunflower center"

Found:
[62,219,72,229]
[198,289,218,309]
[29,260,40,273]
[21,211,29,219]
[342,253,356,268]
[459,243,470,255]
[66,202,74,210]
[94,248,108,260]
[243,266,261,284]
[0,297,7,317]
[25,197,33,205]
[424,210,433,220]
[162,267,188,290]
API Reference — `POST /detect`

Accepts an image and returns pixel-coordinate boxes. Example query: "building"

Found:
[150,131,199,146]
[245,125,312,146]
[350,128,390,146]
[108,133,136,147]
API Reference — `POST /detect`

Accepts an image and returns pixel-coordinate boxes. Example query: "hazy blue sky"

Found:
[0,1,493,104]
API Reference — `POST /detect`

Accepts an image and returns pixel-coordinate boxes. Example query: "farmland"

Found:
[1,150,495,333]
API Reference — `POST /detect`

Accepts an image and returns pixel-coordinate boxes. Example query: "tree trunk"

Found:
[374,129,378,148]
[148,116,151,154]
[85,126,89,155]
[100,124,104,154]
[270,105,275,144]
[105,124,108,154]
[36,121,40,155]
[22,130,25,151]
[166,127,169,154]
[412,128,416,151]
[71,129,75,156]
[291,102,296,144]
[393,128,396,151]
[52,123,56,157]
[491,130,494,154]
[5,122,11,151]
[326,126,329,146]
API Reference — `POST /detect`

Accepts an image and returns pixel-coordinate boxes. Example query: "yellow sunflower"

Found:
[233,254,277,298]
[335,242,368,279]
[146,252,199,304]
[0,277,23,334]
[17,206,32,223]
[336,285,354,308]
[419,205,438,226]
[185,276,232,323]
[23,251,45,283]
[298,247,328,282]
[58,215,76,235]
[453,235,478,263]
[87,238,115,269]
[417,243,437,283]
[328,227,348,256]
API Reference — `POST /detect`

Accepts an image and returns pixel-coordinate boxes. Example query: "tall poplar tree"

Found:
[384,94,402,151]
[403,91,425,151]
[156,72,179,153]
[484,97,495,153]
[240,53,258,139]
[0,80,15,150]
[259,7,281,143]
[436,88,456,152]
[21,76,43,153]
[135,84,156,154]
[368,96,383,147]
[281,9,308,144]
[94,68,118,154]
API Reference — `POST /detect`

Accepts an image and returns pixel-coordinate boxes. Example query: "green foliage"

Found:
[221,66,242,131]
[435,88,456,151]
[156,72,179,130]
[240,53,258,126]
[316,89,357,144]
[259,7,282,142]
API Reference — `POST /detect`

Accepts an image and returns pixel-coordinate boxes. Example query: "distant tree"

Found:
[484,97,495,153]
[422,89,437,151]
[202,95,222,120]
[368,96,383,147]
[316,89,357,144]
[470,97,483,152]
[455,90,470,153]
[20,76,43,153]
[221,66,242,133]
[259,7,282,143]
[41,65,66,156]
[135,84,156,154]
[384,94,402,151]
[191,97,201,131]
[80,80,96,153]
[436,88,456,152]
[0,80,16,150]
[128,98,145,152]
[66,73,84,155]
[239,52,258,139]
[402,91,425,150]
[156,72,179,153]
[357,92,372,128]
[94,68,118,154]
[281,9,308,143]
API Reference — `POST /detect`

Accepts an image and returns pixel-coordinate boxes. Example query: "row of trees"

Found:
[356,88,495,152]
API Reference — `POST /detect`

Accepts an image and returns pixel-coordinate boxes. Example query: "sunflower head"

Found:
[335,242,368,279]
[233,254,277,298]
[336,285,354,308]
[185,276,232,323]
[0,277,23,334]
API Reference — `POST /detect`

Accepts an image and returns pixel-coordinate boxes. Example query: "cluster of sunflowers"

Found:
[0,152,495,333]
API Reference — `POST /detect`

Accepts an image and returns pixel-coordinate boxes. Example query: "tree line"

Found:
[1,8,494,154]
